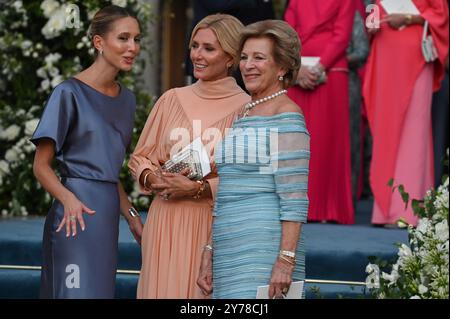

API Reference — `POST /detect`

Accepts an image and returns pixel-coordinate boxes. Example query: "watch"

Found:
[128,206,140,218]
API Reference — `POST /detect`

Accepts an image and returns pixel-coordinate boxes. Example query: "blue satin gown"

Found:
[31,77,135,298]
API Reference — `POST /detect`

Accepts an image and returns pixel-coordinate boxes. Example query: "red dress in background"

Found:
[363,0,449,226]
[285,0,356,224]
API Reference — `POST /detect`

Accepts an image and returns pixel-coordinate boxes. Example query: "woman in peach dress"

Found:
[128,14,250,298]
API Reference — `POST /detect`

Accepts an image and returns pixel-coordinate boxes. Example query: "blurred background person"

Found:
[347,0,370,207]
[364,0,449,227]
[285,0,356,224]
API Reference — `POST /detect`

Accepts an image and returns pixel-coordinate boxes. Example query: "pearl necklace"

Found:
[242,89,287,118]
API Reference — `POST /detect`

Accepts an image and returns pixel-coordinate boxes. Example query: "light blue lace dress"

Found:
[212,112,310,299]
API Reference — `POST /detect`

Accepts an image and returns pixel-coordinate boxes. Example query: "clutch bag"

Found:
[422,21,438,63]
[256,281,305,299]
[162,137,211,181]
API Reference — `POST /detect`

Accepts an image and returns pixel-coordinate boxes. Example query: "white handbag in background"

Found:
[422,21,438,63]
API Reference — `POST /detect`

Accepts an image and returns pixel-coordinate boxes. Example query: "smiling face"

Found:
[94,16,141,72]
[190,28,233,81]
[239,37,285,98]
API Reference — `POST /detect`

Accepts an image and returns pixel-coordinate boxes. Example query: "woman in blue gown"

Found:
[197,20,310,299]
[31,5,143,299]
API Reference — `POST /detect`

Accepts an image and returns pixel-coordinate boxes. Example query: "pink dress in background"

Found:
[364,0,449,226]
[128,77,249,298]
[285,0,356,224]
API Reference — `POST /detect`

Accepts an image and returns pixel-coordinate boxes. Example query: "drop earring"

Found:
[278,75,284,81]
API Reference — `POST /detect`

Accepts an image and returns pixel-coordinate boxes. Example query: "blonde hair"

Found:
[239,20,301,88]
[189,14,244,71]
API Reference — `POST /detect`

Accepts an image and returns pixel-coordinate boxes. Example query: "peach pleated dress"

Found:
[128,77,250,298]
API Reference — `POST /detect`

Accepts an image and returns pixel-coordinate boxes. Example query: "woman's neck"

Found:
[79,60,119,89]
[251,84,284,101]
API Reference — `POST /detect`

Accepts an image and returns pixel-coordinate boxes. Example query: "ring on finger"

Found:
[69,215,76,221]
[282,287,288,294]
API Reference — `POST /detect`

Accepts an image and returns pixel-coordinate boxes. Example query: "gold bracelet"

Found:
[143,171,152,190]
[193,180,205,199]
[405,14,412,25]
[278,255,296,266]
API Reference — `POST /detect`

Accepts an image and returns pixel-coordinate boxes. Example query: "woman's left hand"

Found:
[269,258,294,299]
[151,169,199,200]
[128,217,144,245]
[385,14,408,29]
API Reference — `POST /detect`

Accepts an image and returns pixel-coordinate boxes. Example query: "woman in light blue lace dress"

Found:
[197,20,310,299]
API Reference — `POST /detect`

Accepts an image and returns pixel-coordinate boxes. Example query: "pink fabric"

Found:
[288,71,355,224]
[285,0,355,224]
[284,0,355,70]
[363,0,449,217]
[372,65,434,226]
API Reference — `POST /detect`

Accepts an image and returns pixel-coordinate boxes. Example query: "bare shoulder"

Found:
[275,100,304,116]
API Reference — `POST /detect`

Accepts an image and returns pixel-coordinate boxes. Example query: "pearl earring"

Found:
[278,75,284,81]
[99,49,103,55]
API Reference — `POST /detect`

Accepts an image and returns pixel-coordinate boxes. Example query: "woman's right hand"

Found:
[197,249,213,296]
[297,66,319,90]
[56,193,96,237]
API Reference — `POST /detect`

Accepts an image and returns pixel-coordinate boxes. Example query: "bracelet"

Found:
[278,255,296,266]
[142,171,152,190]
[280,250,296,259]
[128,206,140,218]
[405,14,412,25]
[193,180,205,199]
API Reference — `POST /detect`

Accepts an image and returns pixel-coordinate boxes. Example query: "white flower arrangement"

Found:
[366,162,449,299]
[0,0,155,216]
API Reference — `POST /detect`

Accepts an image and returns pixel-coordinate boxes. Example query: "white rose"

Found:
[435,220,449,242]
[48,66,60,77]
[5,149,19,163]
[36,67,47,79]
[410,295,421,299]
[41,79,50,91]
[25,119,40,136]
[112,0,127,7]
[0,124,21,141]
[51,75,63,88]
[32,52,39,58]
[398,244,412,259]
[417,218,431,234]
[40,0,60,18]
[0,160,9,175]
[1,209,8,217]
[12,1,23,11]
[44,53,62,66]
[41,8,66,39]
[20,40,32,50]
[418,284,428,294]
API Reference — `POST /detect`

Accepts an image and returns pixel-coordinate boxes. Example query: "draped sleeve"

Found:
[419,0,449,91]
[128,91,171,194]
[30,86,76,155]
[271,118,310,223]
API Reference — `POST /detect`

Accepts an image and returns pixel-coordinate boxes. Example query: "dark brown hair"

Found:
[88,5,138,57]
